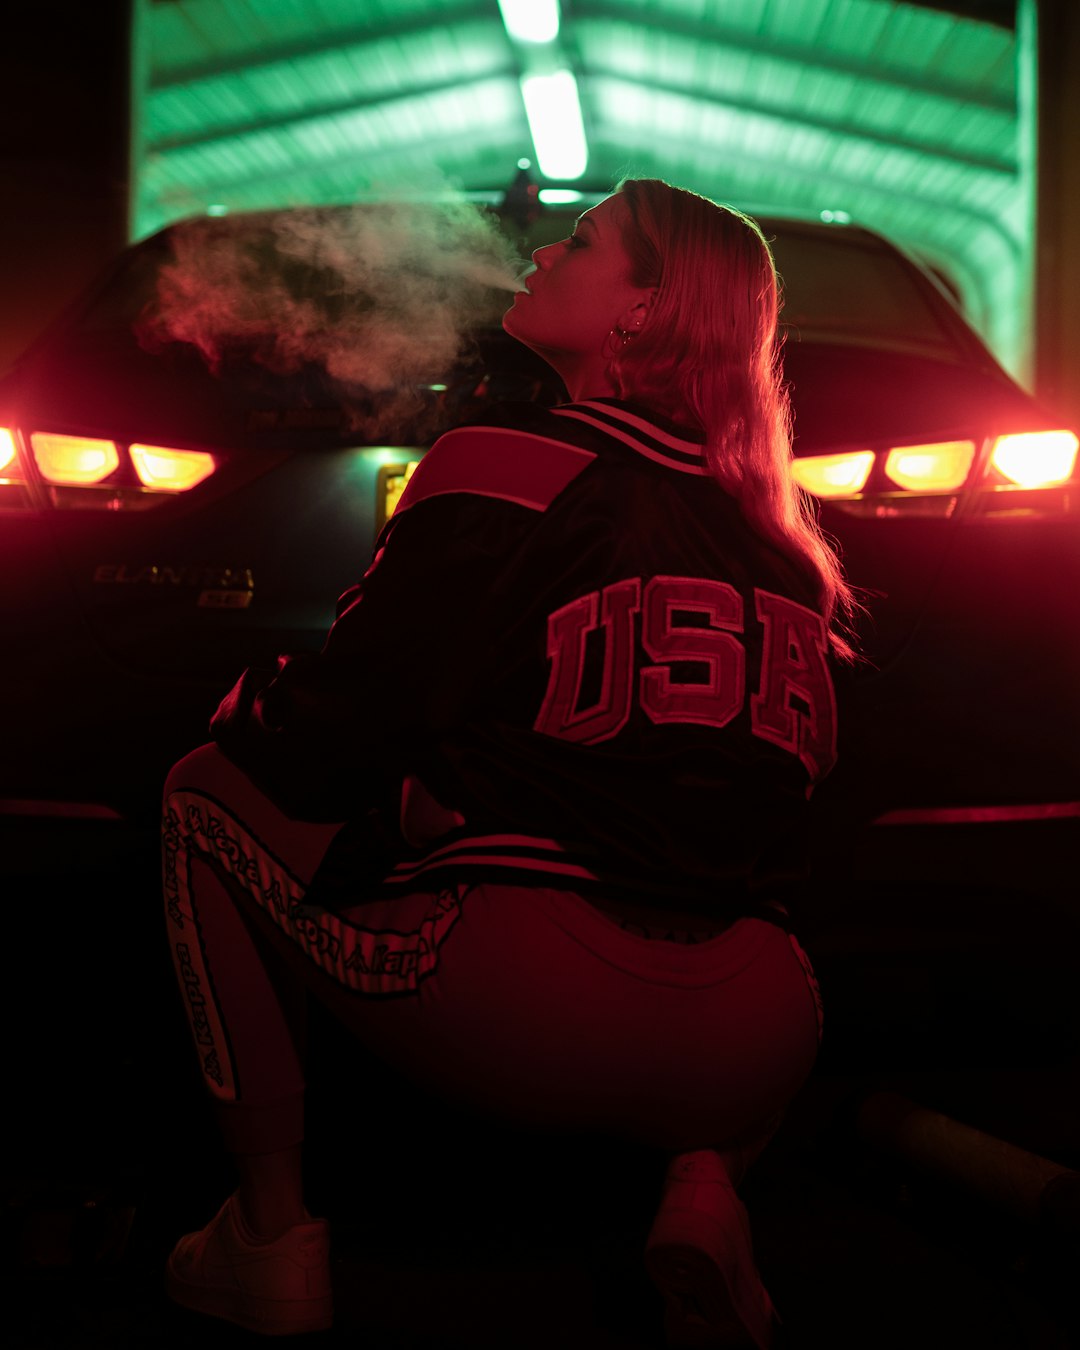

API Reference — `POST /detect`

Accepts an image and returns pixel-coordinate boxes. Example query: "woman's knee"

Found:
[162,742,344,889]
[163,742,234,805]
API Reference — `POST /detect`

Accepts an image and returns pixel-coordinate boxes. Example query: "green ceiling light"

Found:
[540,189,583,203]
[520,70,588,179]
[498,0,560,45]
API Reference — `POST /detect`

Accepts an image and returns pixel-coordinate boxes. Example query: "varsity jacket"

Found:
[211,398,839,922]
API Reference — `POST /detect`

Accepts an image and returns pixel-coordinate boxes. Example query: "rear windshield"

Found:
[63,216,967,366]
[39,227,561,444]
[765,226,963,357]
[70,238,171,334]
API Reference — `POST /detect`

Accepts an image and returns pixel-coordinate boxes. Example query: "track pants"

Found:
[162,743,823,1156]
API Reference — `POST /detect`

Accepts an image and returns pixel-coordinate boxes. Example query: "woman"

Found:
[161,179,856,1348]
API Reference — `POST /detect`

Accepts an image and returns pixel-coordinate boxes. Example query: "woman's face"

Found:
[503,193,653,400]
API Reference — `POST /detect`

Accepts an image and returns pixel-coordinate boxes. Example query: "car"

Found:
[2,197,1077,923]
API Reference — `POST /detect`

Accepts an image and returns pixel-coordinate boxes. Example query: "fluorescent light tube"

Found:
[520,70,588,180]
[498,0,560,44]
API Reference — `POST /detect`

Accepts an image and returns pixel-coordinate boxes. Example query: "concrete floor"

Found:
[5,1062,1077,1348]
[3,827,1078,1348]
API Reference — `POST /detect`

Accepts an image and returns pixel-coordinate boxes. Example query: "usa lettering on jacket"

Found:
[534,575,837,781]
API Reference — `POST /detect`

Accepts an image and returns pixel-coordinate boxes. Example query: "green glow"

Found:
[134,0,1028,379]
[357,447,418,468]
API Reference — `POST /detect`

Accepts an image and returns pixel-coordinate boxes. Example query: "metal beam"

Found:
[591,127,1020,248]
[149,1,496,89]
[144,113,1011,251]
[150,68,520,153]
[585,72,1015,176]
[151,64,1011,181]
[569,1,1016,115]
[145,127,529,203]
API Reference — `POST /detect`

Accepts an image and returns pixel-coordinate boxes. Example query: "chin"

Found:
[501,305,533,343]
[503,293,527,320]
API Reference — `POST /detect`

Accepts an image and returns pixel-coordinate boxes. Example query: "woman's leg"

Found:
[162,753,821,1342]
[161,742,463,1285]
[372,885,821,1151]
[162,747,345,1234]
[356,886,820,1350]
[160,746,352,1332]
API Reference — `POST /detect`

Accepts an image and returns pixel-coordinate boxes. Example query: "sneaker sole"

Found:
[645,1202,773,1350]
[165,1261,333,1336]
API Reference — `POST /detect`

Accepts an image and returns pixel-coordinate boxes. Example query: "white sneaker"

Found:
[645,1150,778,1349]
[165,1192,333,1335]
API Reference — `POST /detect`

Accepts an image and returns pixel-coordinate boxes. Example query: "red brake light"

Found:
[791,450,874,498]
[14,430,221,509]
[883,440,975,492]
[989,430,1079,488]
[0,428,15,473]
[794,427,1078,519]
[31,432,120,484]
[130,444,216,491]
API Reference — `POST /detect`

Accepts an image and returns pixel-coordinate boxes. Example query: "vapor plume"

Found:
[139,197,528,437]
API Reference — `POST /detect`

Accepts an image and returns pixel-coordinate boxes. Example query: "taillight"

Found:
[795,428,1079,517]
[0,425,33,508]
[989,430,1078,488]
[883,440,975,492]
[0,427,15,473]
[31,432,120,484]
[8,429,220,509]
[791,451,873,498]
[130,444,216,491]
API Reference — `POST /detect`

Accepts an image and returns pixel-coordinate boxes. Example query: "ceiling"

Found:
[138,0,1031,378]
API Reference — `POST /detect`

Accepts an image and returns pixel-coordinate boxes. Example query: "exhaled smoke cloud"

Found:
[139,196,528,438]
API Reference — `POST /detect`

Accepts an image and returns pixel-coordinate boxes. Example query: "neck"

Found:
[562,363,617,403]
[528,346,615,403]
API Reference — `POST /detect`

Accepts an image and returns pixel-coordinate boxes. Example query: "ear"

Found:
[617,298,652,335]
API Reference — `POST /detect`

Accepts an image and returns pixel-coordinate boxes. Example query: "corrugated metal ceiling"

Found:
[139,0,1030,377]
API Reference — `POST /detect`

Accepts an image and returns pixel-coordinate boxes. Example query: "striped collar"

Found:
[552,399,708,476]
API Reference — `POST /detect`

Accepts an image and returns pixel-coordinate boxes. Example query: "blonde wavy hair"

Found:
[609,178,860,662]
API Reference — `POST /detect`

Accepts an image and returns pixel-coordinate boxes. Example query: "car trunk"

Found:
[6,323,561,684]
[782,341,1059,670]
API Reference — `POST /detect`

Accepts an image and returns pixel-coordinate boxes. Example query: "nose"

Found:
[531,240,560,267]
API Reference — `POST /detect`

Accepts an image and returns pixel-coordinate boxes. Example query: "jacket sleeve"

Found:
[210,489,518,821]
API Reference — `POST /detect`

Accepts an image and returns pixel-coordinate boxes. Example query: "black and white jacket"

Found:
[212,399,838,923]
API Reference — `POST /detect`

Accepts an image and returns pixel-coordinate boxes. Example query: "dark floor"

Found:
[3,822,1079,1348]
